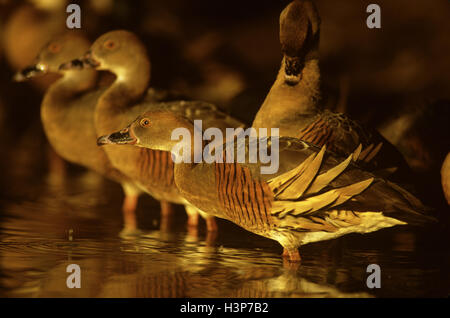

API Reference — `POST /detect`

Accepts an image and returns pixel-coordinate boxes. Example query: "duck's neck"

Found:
[252,57,321,133]
[171,122,204,165]
[96,60,150,134]
[41,69,97,124]
[165,122,205,182]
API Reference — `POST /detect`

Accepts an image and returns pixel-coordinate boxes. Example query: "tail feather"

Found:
[306,153,352,194]
[273,178,373,218]
[267,144,433,226]
[268,149,317,195]
[276,146,326,199]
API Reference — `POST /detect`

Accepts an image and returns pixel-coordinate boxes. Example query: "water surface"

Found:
[1,162,449,298]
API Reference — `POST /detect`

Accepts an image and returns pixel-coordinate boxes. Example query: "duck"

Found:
[3,0,67,90]
[251,0,413,184]
[4,0,69,180]
[59,30,245,231]
[97,110,434,262]
[14,32,143,233]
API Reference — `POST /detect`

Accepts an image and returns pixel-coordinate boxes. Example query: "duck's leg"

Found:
[187,224,199,238]
[122,193,138,230]
[205,229,218,246]
[119,184,141,237]
[282,248,301,262]
[185,205,199,228]
[186,208,218,245]
[205,217,218,232]
[185,206,218,232]
[160,201,174,231]
[198,210,218,232]
[160,200,174,218]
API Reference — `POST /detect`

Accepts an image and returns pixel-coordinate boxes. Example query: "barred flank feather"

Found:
[138,148,174,188]
[215,160,274,231]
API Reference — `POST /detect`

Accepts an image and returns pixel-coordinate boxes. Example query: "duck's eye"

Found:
[48,43,61,53]
[140,118,151,128]
[104,40,116,50]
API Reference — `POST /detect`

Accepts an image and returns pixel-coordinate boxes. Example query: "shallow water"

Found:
[0,161,449,298]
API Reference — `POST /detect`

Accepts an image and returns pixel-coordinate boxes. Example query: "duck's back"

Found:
[293,110,413,183]
[175,137,431,238]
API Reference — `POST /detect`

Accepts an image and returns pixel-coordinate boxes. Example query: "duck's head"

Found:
[13,33,91,82]
[59,30,150,83]
[97,110,195,154]
[280,0,320,85]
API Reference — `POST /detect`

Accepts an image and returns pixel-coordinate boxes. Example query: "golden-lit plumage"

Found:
[14,32,143,232]
[60,30,245,231]
[252,0,412,183]
[3,2,65,90]
[98,110,433,262]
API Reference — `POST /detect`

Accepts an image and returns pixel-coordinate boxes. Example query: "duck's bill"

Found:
[97,128,137,146]
[59,52,100,70]
[13,64,46,82]
[283,56,303,85]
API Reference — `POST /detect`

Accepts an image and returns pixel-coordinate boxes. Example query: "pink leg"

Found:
[206,230,218,246]
[187,212,199,228]
[122,194,138,230]
[282,248,301,262]
[184,205,201,228]
[187,225,199,239]
[160,201,174,218]
[205,217,218,232]
[160,201,174,231]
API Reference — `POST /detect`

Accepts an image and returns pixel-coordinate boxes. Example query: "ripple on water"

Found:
[1,172,449,297]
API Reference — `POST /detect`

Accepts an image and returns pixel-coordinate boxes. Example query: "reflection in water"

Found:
[0,163,449,298]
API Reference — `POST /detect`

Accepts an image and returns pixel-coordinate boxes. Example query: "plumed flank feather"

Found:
[274,191,339,218]
[311,215,345,228]
[268,144,362,199]
[267,150,316,194]
[352,144,362,161]
[324,212,361,227]
[305,153,353,194]
[274,146,326,200]
[364,142,383,163]
[289,215,338,232]
[273,178,373,218]
[358,143,374,161]
[331,178,374,206]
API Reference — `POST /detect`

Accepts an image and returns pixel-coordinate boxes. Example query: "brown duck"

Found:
[252,0,412,183]
[98,110,433,262]
[14,32,142,233]
[60,30,245,231]
[3,1,66,90]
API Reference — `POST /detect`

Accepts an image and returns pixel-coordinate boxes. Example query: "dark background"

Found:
[1,0,449,208]
[0,0,449,298]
